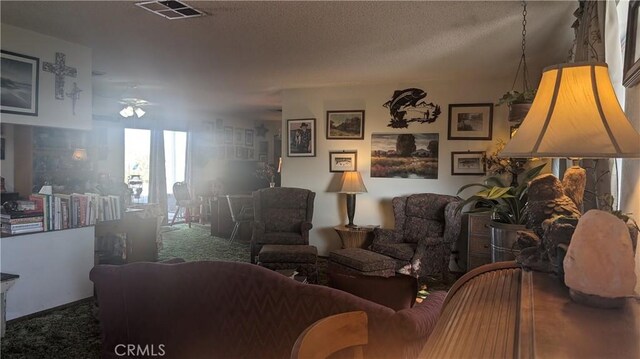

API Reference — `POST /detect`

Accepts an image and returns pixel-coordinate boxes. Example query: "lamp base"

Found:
[345,193,356,228]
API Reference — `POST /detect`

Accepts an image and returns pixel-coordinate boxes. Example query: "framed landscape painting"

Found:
[329,151,357,172]
[326,110,365,139]
[448,103,493,140]
[451,151,485,176]
[371,133,439,179]
[0,50,39,116]
[287,118,316,157]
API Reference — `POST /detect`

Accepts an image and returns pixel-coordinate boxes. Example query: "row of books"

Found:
[1,193,122,235]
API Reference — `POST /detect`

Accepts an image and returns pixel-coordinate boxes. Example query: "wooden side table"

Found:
[333,225,379,249]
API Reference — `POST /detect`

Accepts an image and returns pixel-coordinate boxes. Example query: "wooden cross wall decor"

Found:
[43,52,77,100]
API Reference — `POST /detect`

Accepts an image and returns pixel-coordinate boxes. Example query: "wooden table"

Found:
[419,262,640,358]
[333,225,379,249]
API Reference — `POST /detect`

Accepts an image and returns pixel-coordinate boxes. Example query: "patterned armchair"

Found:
[370,193,463,280]
[251,187,315,264]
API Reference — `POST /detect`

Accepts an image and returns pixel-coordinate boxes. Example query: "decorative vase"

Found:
[489,221,526,262]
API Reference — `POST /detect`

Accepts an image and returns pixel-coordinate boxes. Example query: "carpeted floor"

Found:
[0,223,253,359]
[0,223,445,358]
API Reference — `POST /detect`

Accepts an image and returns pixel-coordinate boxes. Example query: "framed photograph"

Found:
[245,129,254,147]
[329,151,357,172]
[326,110,365,140]
[234,129,243,144]
[224,126,234,144]
[371,133,439,179]
[1,50,39,116]
[287,118,316,157]
[259,141,268,154]
[451,151,486,176]
[624,0,640,87]
[448,103,493,140]
[258,153,267,162]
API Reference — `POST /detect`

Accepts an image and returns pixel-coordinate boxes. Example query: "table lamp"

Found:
[339,171,367,228]
[501,62,640,206]
[501,62,640,307]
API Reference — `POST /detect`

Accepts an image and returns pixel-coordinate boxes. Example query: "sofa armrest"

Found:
[252,221,266,242]
[372,228,401,244]
[444,200,463,245]
[301,221,313,233]
[393,290,446,340]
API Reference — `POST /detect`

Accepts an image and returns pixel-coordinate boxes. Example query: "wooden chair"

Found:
[291,311,368,359]
[170,182,201,227]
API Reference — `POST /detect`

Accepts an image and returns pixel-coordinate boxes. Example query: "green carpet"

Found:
[1,223,250,359]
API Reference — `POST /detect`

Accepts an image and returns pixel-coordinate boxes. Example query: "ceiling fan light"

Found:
[134,107,146,118]
[119,106,134,118]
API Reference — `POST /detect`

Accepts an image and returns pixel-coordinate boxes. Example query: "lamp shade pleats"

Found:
[501,62,640,158]
[338,171,367,194]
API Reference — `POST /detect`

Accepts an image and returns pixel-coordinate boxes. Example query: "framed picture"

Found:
[447,103,493,140]
[329,151,357,172]
[624,0,640,87]
[245,129,254,147]
[258,153,267,162]
[371,133,439,179]
[326,110,365,139]
[234,129,243,144]
[224,126,234,144]
[287,118,316,157]
[451,151,485,176]
[1,50,39,116]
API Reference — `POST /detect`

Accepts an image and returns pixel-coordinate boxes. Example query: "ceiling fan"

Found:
[119,97,150,118]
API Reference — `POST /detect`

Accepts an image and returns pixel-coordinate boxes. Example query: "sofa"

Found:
[370,193,463,280]
[90,261,445,359]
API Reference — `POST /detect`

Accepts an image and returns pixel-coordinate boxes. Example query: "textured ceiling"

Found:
[0,1,576,122]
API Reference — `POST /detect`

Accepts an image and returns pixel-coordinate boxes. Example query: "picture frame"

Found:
[451,151,486,176]
[287,118,316,157]
[447,103,493,140]
[224,126,234,144]
[624,0,640,87]
[245,129,254,147]
[1,50,39,116]
[329,151,357,172]
[326,110,365,140]
[371,133,439,179]
[234,129,243,145]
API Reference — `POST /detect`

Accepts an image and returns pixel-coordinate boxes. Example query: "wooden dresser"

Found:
[466,212,492,271]
[419,262,640,358]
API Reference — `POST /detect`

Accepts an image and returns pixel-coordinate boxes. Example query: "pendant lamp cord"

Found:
[511,0,530,92]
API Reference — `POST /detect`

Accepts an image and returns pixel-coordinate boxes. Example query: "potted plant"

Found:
[497,89,537,123]
[255,163,277,188]
[456,163,545,261]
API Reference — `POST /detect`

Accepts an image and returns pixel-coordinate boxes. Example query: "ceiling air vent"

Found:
[135,1,205,20]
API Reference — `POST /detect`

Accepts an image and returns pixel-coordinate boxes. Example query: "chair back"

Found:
[291,311,368,359]
[392,193,458,243]
[253,187,315,233]
[173,182,192,202]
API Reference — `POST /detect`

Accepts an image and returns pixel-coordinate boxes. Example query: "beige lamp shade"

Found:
[339,171,367,194]
[501,62,640,158]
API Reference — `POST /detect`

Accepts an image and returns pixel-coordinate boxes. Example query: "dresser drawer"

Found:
[468,253,492,271]
[469,214,491,235]
[469,235,491,255]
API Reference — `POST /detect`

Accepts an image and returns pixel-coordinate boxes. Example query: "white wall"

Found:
[282,78,513,255]
[1,227,95,320]
[0,24,92,130]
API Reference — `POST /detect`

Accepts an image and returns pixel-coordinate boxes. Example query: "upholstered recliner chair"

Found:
[370,193,463,280]
[251,187,315,264]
